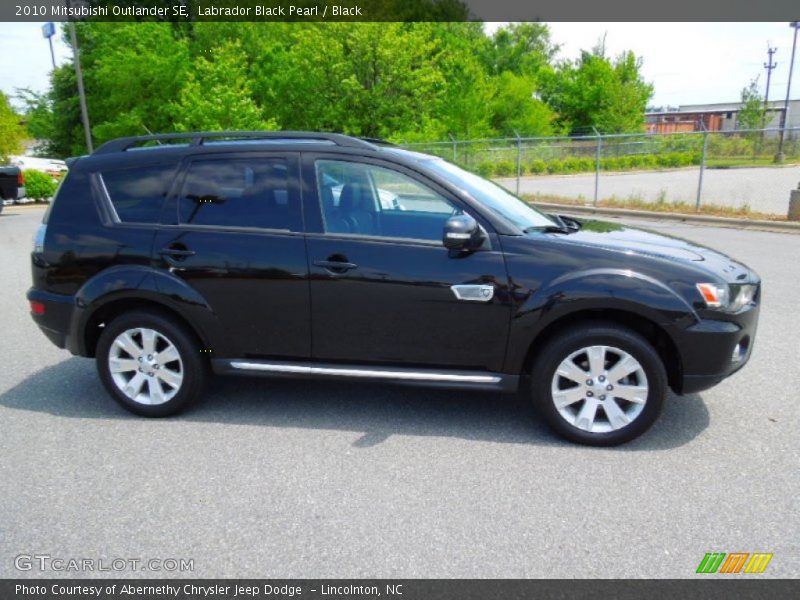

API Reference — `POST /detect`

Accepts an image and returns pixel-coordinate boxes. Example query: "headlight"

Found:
[696,283,757,311]
[729,284,757,311]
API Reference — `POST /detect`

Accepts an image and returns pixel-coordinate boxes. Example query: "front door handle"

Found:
[313,259,358,273]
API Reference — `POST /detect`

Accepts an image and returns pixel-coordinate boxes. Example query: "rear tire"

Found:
[96,309,207,417]
[530,322,667,446]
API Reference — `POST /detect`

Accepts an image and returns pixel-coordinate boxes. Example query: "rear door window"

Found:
[177,157,297,231]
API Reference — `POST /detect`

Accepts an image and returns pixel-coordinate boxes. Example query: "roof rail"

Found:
[359,137,396,146]
[93,131,378,154]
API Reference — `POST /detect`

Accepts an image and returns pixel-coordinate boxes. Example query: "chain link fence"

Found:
[402,127,800,215]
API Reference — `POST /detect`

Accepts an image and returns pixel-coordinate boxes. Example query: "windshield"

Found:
[423,159,555,230]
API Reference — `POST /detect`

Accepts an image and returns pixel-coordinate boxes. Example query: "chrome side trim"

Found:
[228,361,501,384]
[450,284,494,302]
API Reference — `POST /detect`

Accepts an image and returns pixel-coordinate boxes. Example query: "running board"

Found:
[211,359,518,392]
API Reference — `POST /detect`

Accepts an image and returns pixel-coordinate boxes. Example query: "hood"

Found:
[544,218,755,284]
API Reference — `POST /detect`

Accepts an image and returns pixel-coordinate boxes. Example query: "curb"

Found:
[2,203,49,213]
[531,202,800,234]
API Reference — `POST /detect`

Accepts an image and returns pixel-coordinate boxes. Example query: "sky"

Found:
[0,21,798,110]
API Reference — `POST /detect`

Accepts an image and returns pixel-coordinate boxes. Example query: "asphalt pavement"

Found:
[497,164,800,215]
[0,207,797,578]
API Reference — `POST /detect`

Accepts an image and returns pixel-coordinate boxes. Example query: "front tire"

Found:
[530,322,667,446]
[96,310,207,417]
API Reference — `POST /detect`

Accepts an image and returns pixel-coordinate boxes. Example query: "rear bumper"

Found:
[27,288,76,352]
[672,303,760,394]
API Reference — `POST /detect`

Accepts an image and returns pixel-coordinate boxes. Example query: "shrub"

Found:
[638,154,657,168]
[493,160,516,177]
[616,156,634,170]
[475,160,495,177]
[529,159,547,174]
[561,157,592,173]
[546,159,564,174]
[626,155,646,169]
[559,157,576,172]
[23,169,58,201]
[657,152,695,168]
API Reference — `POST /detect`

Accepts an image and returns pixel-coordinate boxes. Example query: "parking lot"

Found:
[0,206,798,578]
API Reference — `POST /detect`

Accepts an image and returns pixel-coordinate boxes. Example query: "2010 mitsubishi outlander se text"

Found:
[27,132,760,445]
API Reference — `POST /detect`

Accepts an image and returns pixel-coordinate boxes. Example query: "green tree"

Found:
[542,47,653,134]
[0,91,26,163]
[77,22,190,142]
[423,23,494,140]
[485,23,558,77]
[490,72,559,137]
[335,23,445,138]
[28,21,661,152]
[43,65,86,157]
[738,77,766,130]
[171,40,275,132]
[16,88,57,157]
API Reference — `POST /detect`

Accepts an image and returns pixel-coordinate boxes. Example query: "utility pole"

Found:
[776,22,799,162]
[763,45,777,128]
[68,22,93,153]
[67,17,93,153]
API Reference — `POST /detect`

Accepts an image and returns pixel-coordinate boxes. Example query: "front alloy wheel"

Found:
[551,345,648,434]
[531,323,667,446]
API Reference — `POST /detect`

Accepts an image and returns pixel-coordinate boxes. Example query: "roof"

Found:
[647,98,800,116]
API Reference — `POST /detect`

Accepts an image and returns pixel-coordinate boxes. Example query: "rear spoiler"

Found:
[65,156,85,169]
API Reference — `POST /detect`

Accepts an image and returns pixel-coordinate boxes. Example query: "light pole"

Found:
[776,21,799,162]
[42,22,56,69]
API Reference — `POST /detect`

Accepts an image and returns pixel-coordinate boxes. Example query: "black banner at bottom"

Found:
[2,579,800,600]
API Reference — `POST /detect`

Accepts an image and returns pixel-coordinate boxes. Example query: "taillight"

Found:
[30,300,45,315]
[18,170,24,186]
[33,224,47,253]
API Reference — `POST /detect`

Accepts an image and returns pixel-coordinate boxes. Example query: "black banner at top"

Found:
[1,0,799,22]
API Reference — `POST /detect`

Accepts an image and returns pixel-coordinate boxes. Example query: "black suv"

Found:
[27,131,760,445]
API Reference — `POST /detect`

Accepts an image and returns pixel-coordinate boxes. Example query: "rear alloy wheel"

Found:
[97,310,206,417]
[108,328,184,406]
[531,323,666,446]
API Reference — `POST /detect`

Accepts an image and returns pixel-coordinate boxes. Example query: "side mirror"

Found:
[443,214,485,250]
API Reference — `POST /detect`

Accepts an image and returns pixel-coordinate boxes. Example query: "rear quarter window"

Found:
[101,164,177,224]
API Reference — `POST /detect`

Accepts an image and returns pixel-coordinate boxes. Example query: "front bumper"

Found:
[672,302,760,394]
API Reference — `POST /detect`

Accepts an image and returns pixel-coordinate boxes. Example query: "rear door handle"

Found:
[159,246,196,262]
[313,260,358,273]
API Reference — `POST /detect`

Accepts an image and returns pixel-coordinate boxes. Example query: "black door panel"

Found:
[302,155,511,372]
[153,229,310,358]
[307,236,509,370]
